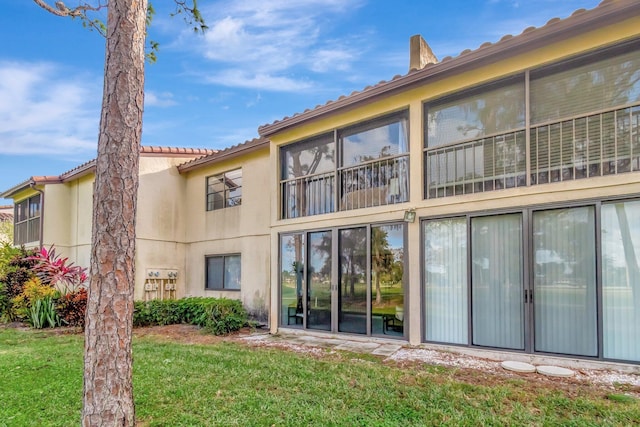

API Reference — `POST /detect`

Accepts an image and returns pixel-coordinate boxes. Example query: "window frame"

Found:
[205,254,241,291]
[13,194,41,245]
[206,168,242,211]
[279,110,410,219]
[422,40,640,200]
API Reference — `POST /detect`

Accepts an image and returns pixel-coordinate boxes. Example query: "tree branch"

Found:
[33,0,108,36]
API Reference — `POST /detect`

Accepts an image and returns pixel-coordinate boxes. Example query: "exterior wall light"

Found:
[403,209,416,223]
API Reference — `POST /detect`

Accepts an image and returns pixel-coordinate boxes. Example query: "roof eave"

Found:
[59,160,97,183]
[0,176,61,199]
[178,138,269,173]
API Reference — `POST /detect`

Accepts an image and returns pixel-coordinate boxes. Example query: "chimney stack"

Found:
[409,34,438,71]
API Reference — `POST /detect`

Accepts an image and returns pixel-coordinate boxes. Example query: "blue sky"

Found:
[0,0,601,204]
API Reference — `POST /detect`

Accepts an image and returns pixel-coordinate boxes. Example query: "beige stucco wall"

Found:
[267,18,640,343]
[181,147,271,320]
[35,154,204,301]
[133,155,194,300]
[42,175,94,269]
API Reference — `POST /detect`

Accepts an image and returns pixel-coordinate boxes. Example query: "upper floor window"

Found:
[424,79,526,198]
[339,112,409,210]
[281,134,336,219]
[206,169,242,211]
[280,111,409,219]
[14,194,41,245]
[424,41,640,199]
[529,47,640,184]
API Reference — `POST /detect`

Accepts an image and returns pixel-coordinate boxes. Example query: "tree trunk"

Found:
[82,0,147,425]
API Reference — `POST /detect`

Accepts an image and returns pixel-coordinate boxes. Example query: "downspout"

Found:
[29,182,44,249]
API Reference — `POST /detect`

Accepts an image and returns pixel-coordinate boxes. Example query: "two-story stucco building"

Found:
[3,0,639,366]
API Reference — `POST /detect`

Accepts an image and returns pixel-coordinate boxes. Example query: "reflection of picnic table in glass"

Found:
[287,297,304,325]
[382,307,404,334]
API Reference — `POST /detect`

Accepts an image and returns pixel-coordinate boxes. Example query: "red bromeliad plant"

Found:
[27,245,88,293]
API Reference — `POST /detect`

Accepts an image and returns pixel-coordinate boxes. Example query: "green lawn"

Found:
[0,327,638,426]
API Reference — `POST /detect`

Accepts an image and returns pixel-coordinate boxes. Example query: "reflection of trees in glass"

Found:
[371,226,404,306]
[427,82,525,147]
[427,82,526,192]
[343,145,392,194]
[533,208,595,287]
[530,53,640,180]
[286,142,335,179]
[307,231,332,310]
[280,234,305,320]
[531,54,640,124]
[372,227,391,305]
[339,228,366,298]
[613,204,640,322]
[341,115,408,167]
[282,136,335,218]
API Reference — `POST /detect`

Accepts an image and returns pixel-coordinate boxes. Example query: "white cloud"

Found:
[185,0,365,91]
[145,91,177,107]
[205,69,312,92]
[0,61,100,157]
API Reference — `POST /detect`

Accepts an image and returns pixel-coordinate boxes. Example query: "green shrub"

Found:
[56,288,87,328]
[133,299,183,327]
[133,297,248,335]
[11,277,57,322]
[0,282,10,322]
[0,243,22,275]
[0,246,38,300]
[29,296,61,329]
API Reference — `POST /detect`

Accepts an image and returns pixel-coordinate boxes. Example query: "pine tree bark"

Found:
[82,0,147,425]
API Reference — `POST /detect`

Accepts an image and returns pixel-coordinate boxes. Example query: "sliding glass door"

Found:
[338,227,367,334]
[371,224,405,336]
[307,231,332,331]
[423,203,637,361]
[424,218,468,344]
[532,207,597,356]
[280,224,406,338]
[471,214,524,350]
[601,200,640,361]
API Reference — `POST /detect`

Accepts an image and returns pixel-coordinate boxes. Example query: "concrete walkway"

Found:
[238,329,640,388]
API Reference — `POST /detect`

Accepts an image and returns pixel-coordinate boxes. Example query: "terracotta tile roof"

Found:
[258,0,640,137]
[1,145,215,198]
[59,159,97,182]
[0,212,12,222]
[140,146,216,156]
[177,137,269,173]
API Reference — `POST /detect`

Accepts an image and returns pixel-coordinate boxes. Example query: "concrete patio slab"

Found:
[372,344,403,356]
[537,365,575,377]
[335,341,381,352]
[501,360,536,373]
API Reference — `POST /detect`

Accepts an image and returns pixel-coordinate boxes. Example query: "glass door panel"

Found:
[601,201,640,362]
[424,218,468,344]
[338,228,367,334]
[372,224,405,336]
[279,234,304,327]
[533,207,597,356]
[471,214,524,350]
[307,231,332,331]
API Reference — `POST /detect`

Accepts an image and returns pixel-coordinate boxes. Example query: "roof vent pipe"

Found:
[409,34,438,71]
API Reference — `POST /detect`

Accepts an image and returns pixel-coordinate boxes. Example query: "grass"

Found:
[1,328,638,426]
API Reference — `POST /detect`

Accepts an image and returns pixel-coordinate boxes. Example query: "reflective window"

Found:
[205,254,241,290]
[206,169,242,211]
